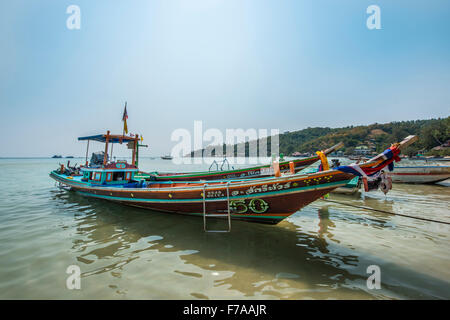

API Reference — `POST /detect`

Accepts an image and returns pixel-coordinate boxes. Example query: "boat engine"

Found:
[90,151,108,167]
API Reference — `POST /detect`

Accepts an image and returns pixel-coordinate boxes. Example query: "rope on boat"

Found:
[320,198,450,225]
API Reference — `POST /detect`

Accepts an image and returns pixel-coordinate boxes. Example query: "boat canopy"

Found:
[78,134,137,144]
[78,131,145,168]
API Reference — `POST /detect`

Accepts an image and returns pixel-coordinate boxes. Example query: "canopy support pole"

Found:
[103,130,110,166]
[85,140,90,166]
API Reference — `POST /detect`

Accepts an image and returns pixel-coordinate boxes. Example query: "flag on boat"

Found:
[122,102,128,134]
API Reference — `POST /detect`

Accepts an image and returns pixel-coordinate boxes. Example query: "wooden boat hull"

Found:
[50,170,353,224]
[387,166,450,184]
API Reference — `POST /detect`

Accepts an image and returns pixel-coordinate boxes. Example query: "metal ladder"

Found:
[203,182,232,232]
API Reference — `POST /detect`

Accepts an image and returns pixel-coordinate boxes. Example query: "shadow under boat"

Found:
[50,189,450,299]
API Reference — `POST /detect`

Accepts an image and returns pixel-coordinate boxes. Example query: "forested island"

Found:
[190,117,449,157]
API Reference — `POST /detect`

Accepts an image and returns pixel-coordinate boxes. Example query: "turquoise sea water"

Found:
[0,157,449,299]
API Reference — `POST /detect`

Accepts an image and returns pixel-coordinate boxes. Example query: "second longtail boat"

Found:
[136,142,344,181]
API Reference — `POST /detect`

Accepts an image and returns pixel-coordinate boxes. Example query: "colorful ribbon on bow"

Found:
[335,144,402,180]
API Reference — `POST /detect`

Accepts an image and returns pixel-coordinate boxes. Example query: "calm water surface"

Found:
[0,158,449,299]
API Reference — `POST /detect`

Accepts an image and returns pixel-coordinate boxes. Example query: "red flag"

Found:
[122,102,128,134]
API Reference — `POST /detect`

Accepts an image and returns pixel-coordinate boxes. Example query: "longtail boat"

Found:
[49,131,417,228]
[387,166,450,184]
[135,142,344,182]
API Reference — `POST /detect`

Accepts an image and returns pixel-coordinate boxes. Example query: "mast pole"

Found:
[132,134,138,167]
[136,139,139,167]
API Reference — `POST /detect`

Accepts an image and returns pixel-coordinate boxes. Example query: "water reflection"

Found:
[50,188,450,299]
[317,207,336,240]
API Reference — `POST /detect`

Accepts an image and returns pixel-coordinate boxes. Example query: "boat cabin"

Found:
[77,131,144,186]
[80,162,139,185]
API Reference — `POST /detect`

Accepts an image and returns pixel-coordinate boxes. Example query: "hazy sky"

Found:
[1,0,449,157]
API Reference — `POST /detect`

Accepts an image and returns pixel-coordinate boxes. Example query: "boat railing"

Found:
[220,158,231,171]
[209,158,233,172]
[209,160,219,171]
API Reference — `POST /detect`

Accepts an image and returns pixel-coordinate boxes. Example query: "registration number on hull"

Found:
[230,198,269,214]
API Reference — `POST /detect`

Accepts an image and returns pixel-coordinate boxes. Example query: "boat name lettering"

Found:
[206,190,225,198]
[231,182,291,196]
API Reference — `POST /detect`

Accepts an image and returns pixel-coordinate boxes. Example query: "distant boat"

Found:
[65,156,74,158]
[291,152,311,157]
[348,156,369,161]
[161,155,173,160]
[422,156,450,162]
[388,166,450,184]
[52,155,62,158]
